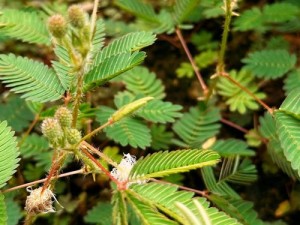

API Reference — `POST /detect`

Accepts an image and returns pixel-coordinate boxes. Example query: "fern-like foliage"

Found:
[93,31,156,66]
[242,50,296,79]
[173,0,201,24]
[52,46,74,91]
[0,194,7,225]
[0,96,34,132]
[0,9,49,45]
[130,183,241,225]
[5,197,22,225]
[284,69,300,96]
[262,3,299,23]
[122,66,165,99]
[112,191,128,225]
[0,121,19,188]
[129,149,220,181]
[115,0,158,23]
[279,88,300,116]
[0,54,65,103]
[19,134,49,158]
[150,125,174,150]
[84,52,146,91]
[173,103,221,147]
[84,202,112,224]
[96,106,151,149]
[233,8,265,32]
[259,113,298,179]
[90,19,106,60]
[211,139,255,157]
[217,69,266,114]
[208,194,265,225]
[126,191,178,225]
[275,111,300,176]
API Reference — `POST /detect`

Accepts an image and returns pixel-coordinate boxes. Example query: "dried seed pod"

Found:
[25,187,56,215]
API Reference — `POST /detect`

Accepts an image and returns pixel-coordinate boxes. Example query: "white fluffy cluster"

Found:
[25,187,59,215]
[111,153,136,183]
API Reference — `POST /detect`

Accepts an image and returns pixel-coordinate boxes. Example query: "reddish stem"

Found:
[220,118,248,133]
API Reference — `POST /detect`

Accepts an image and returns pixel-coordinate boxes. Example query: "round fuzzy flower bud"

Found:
[68,5,86,28]
[41,118,63,144]
[48,14,67,38]
[55,107,72,128]
[25,187,56,215]
[66,128,82,144]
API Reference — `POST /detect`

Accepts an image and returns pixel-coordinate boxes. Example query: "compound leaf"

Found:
[0,54,65,103]
[0,121,19,189]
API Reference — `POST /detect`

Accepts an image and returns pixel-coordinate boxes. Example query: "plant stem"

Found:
[217,0,232,74]
[71,68,84,128]
[79,121,111,143]
[81,141,118,167]
[220,118,248,133]
[2,169,84,193]
[175,28,208,96]
[90,0,100,35]
[80,147,118,183]
[221,72,274,114]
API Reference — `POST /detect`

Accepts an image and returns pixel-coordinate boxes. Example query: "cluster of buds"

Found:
[41,107,81,147]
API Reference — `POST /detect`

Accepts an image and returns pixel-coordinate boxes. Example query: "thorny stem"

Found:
[217,0,232,74]
[175,28,208,96]
[81,141,118,167]
[2,169,84,194]
[221,72,274,114]
[80,147,119,183]
[42,151,66,193]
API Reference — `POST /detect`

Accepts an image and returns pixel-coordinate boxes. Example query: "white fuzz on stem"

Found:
[111,153,136,183]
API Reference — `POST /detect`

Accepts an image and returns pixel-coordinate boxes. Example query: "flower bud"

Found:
[110,97,154,123]
[48,14,68,39]
[41,118,63,144]
[55,107,72,128]
[68,5,86,28]
[66,128,82,144]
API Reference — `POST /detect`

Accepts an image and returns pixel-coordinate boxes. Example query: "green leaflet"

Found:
[0,194,7,225]
[84,202,112,224]
[122,66,166,100]
[90,19,106,60]
[263,3,299,23]
[259,113,299,179]
[126,190,178,225]
[217,69,266,114]
[275,111,300,176]
[5,197,22,225]
[84,52,146,91]
[0,9,49,45]
[150,124,174,150]
[0,96,34,132]
[242,50,296,79]
[211,139,255,157]
[131,182,241,225]
[129,149,220,181]
[96,106,151,149]
[0,54,65,103]
[279,88,300,116]
[173,103,221,146]
[173,0,201,24]
[0,121,19,189]
[233,8,265,32]
[284,69,300,96]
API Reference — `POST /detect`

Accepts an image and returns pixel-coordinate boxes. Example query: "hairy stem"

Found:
[72,68,85,128]
[80,147,119,183]
[2,169,84,193]
[217,0,232,74]
[175,28,208,96]
[90,0,100,35]
[220,118,248,133]
[79,121,111,143]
